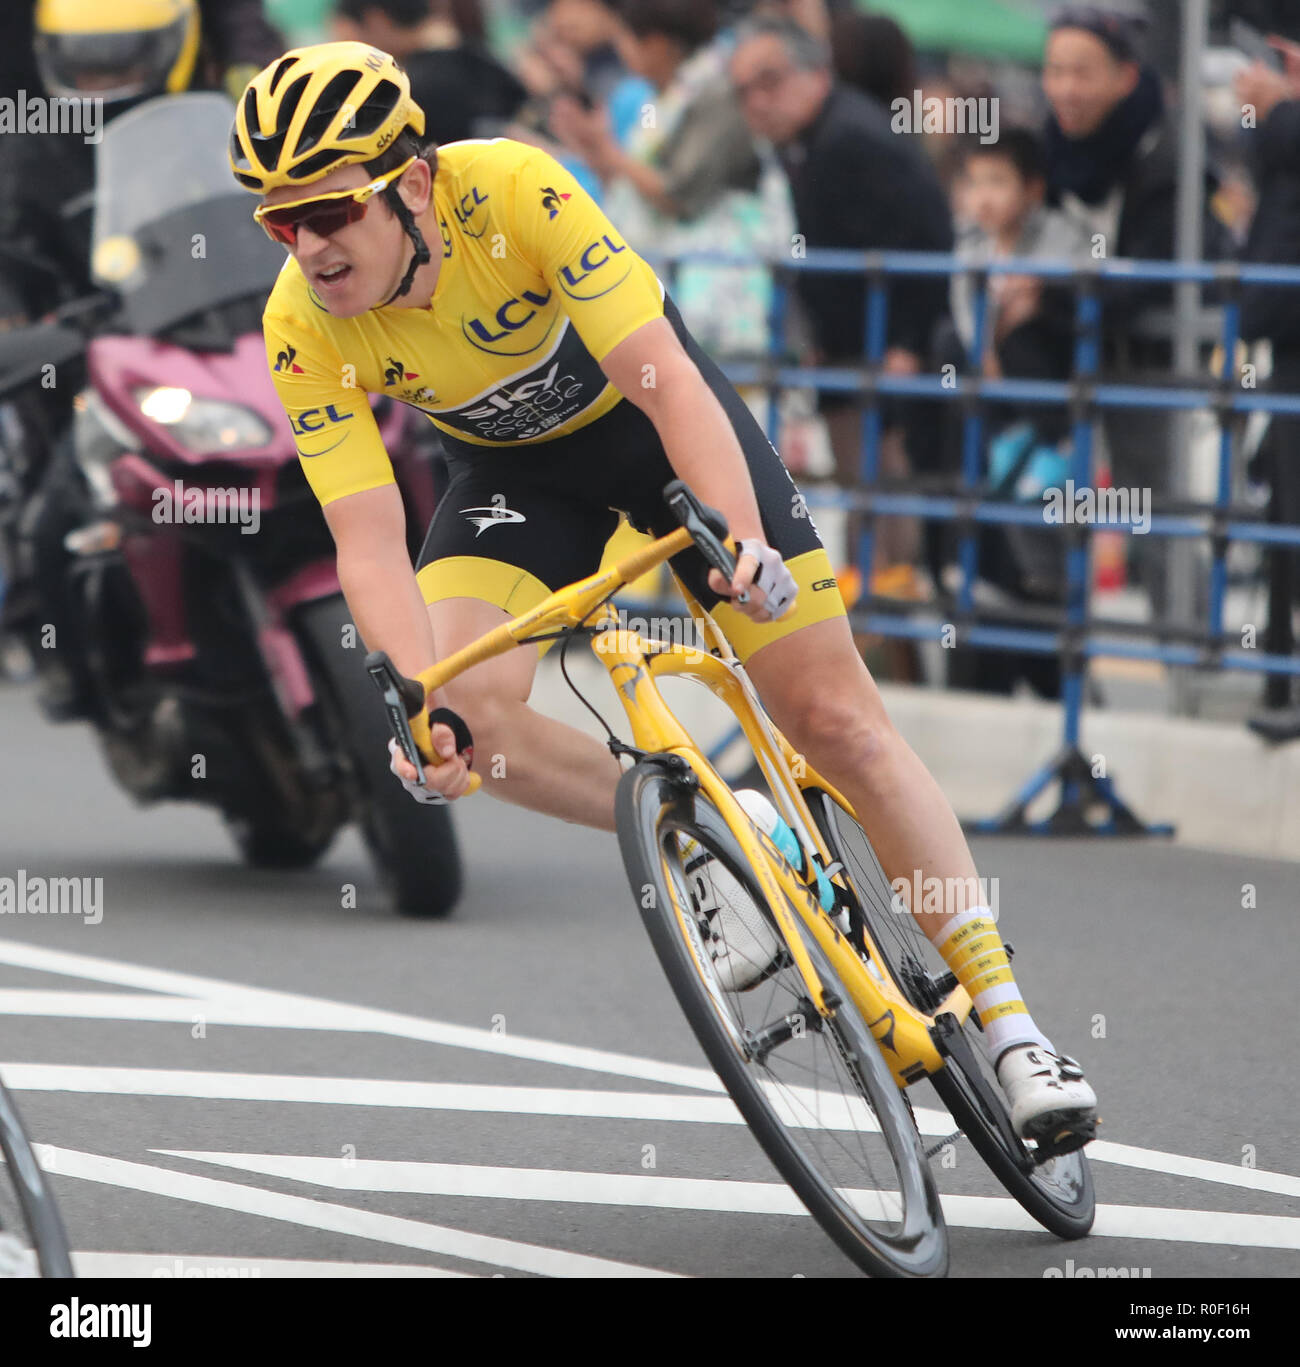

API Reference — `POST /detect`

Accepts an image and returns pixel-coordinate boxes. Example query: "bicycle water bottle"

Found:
[734,789,835,913]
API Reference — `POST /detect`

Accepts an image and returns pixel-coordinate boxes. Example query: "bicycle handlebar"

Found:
[366,480,738,793]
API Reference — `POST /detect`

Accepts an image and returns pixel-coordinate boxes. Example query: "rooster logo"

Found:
[274,344,305,374]
[383,355,419,386]
[540,185,571,220]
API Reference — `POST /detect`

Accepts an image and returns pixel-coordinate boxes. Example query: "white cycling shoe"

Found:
[995,1045,1098,1148]
[681,843,782,992]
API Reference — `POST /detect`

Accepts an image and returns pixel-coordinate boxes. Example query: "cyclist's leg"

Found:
[414,460,621,828]
[645,336,1061,1068]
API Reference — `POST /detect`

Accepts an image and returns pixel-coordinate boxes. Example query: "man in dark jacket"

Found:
[729,14,953,623]
[1237,42,1300,726]
[1041,6,1228,628]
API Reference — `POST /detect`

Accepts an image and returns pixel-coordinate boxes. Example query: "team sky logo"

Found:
[540,184,570,219]
[557,235,631,301]
[461,503,527,536]
[462,288,557,356]
[451,185,489,238]
[273,344,305,375]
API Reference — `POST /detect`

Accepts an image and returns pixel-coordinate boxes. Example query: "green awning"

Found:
[853,0,1049,64]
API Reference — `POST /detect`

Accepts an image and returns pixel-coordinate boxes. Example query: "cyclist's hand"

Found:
[707,538,798,623]
[387,724,474,804]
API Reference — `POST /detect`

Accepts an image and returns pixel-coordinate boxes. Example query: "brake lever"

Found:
[664,480,750,605]
[365,650,429,786]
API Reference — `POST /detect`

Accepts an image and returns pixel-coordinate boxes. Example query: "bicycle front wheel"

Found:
[617,760,947,1278]
[0,1079,73,1277]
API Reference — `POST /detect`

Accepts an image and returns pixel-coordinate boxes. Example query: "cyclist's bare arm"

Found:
[323,484,471,794]
[599,317,773,608]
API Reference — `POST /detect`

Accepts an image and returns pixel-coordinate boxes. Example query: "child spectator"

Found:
[944,128,1092,697]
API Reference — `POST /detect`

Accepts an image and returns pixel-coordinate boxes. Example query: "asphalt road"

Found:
[0,677,1296,1279]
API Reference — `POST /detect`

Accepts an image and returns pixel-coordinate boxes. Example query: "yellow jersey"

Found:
[263,137,667,507]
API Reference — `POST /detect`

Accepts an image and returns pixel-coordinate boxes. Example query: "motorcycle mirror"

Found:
[0,320,89,401]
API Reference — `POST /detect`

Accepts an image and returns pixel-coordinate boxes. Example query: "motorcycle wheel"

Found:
[224,810,338,869]
[295,595,464,917]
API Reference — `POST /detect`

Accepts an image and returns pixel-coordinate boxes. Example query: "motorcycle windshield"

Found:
[92,92,284,335]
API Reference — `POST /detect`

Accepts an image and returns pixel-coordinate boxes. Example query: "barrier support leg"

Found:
[967,742,1174,836]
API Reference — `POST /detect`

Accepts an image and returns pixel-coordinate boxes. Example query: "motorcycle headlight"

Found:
[133,386,272,455]
[73,389,137,507]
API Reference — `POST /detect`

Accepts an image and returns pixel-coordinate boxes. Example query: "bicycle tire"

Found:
[617,761,948,1278]
[0,1078,74,1277]
[805,787,1095,1239]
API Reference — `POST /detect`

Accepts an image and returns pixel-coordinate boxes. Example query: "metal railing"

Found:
[632,246,1300,835]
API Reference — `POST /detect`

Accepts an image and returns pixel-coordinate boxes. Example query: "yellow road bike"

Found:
[368,481,1095,1277]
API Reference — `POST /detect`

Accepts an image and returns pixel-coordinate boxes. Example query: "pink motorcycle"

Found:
[0,94,462,916]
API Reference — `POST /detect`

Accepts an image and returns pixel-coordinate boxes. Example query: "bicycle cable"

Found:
[555,585,625,754]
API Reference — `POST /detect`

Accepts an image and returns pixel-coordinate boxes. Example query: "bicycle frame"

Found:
[412,525,973,1089]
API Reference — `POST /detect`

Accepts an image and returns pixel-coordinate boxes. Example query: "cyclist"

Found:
[231,41,1097,1147]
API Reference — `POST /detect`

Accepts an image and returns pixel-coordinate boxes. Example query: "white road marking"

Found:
[155,1151,1300,1252]
[9,1060,1300,1199]
[2,1060,895,1135]
[33,1146,678,1278]
[0,942,727,1090]
[4,937,1299,1252]
[1085,1140,1300,1199]
[72,1252,470,1278]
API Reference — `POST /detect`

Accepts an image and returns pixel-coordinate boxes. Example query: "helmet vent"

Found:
[294,70,363,155]
[267,56,299,97]
[275,73,313,133]
[290,149,347,181]
[349,80,402,138]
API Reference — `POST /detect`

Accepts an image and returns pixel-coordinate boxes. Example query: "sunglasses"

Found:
[253,156,416,247]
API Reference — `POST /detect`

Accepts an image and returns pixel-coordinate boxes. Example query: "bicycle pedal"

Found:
[1030,1114,1099,1164]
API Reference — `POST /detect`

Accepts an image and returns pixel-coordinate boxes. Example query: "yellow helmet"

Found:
[229,42,426,194]
[34,0,200,104]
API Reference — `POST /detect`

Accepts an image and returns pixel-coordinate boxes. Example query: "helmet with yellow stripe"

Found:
[228,42,427,194]
[34,0,200,105]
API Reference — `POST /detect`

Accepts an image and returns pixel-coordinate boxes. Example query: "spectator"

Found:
[943,128,1093,699]
[828,10,915,112]
[728,13,953,618]
[550,0,793,357]
[332,0,527,143]
[1041,4,1229,625]
[514,0,653,148]
[1236,37,1300,724]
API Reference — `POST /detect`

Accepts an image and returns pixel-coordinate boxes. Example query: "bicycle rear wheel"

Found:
[0,1078,74,1277]
[805,787,1095,1239]
[617,760,947,1277]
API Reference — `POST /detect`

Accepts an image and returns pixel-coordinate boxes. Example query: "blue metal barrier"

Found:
[631,247,1300,835]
